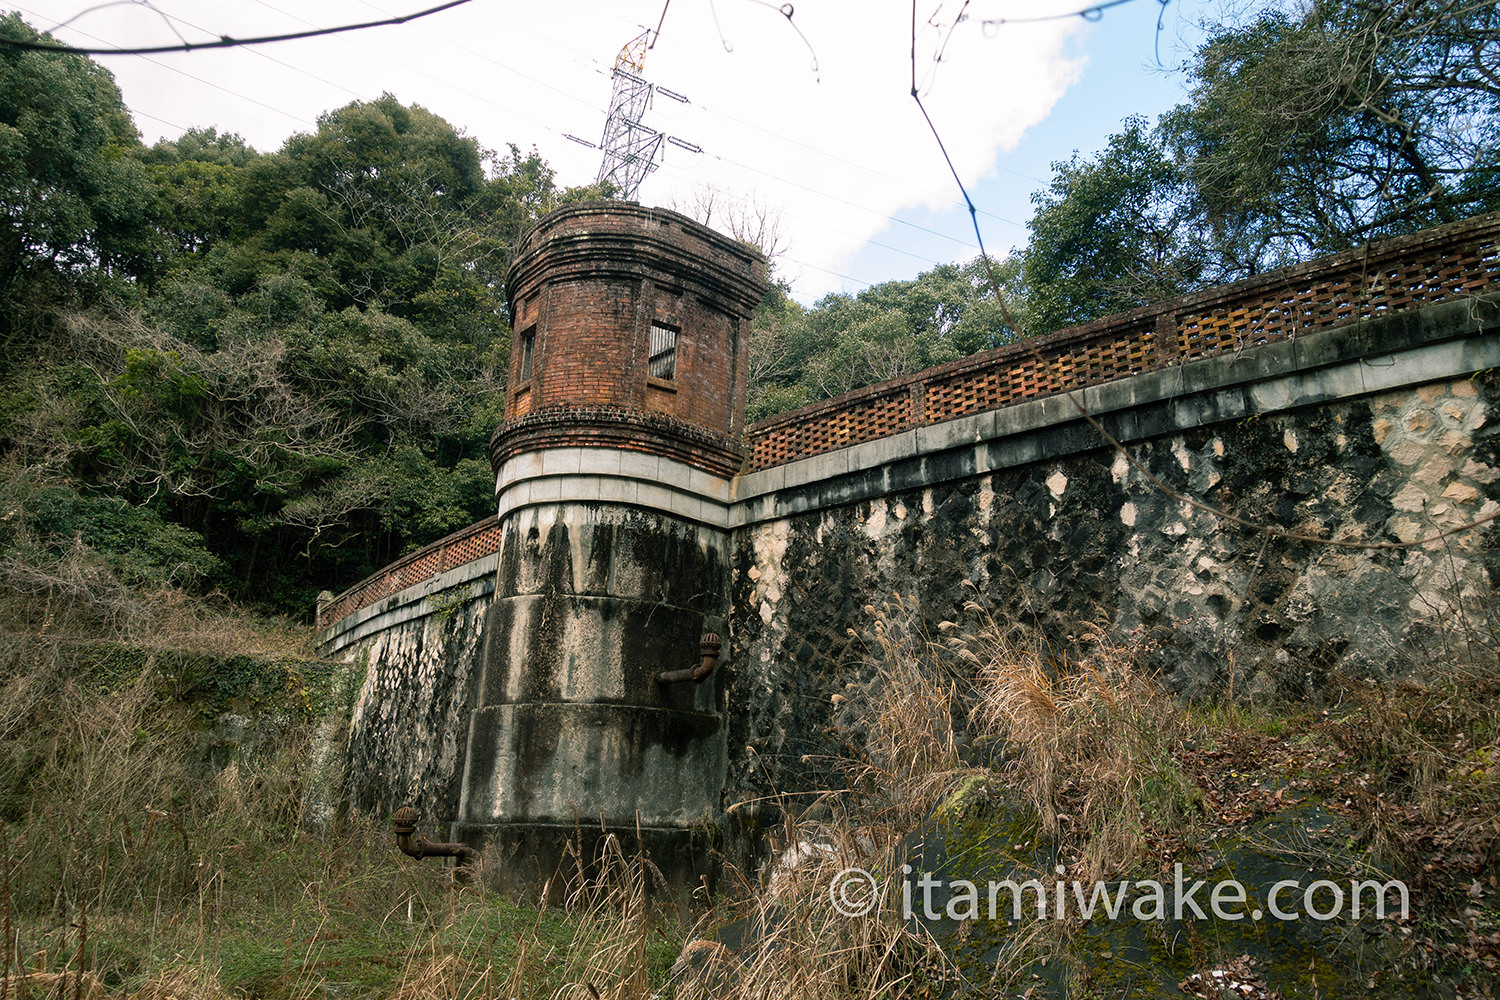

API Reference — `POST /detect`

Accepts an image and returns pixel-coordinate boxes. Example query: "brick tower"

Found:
[453,203,767,893]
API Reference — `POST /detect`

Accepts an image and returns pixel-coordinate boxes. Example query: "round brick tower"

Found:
[453,203,767,894]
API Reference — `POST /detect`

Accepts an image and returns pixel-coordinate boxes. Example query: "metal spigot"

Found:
[392,806,479,872]
[658,633,722,685]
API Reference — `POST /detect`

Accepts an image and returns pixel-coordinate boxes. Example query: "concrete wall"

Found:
[323,552,496,829]
[317,292,1500,875]
[720,295,1500,854]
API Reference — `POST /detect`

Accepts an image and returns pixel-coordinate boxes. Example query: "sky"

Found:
[7,0,1207,303]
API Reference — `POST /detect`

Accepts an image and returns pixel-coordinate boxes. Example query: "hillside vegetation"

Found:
[0,3,1497,997]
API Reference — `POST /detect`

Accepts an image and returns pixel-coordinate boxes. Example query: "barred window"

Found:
[518,327,536,382]
[648,323,677,380]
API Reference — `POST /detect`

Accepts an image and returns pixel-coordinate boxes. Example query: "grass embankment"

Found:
[0,549,1495,997]
[0,561,684,999]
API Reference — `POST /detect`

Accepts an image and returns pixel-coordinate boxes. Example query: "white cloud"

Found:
[12,0,1088,299]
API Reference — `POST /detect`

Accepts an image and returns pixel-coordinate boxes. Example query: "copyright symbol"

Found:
[829,867,879,917]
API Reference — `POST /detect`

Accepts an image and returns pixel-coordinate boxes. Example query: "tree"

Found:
[0,14,150,338]
[1021,118,1210,334]
[1163,0,1500,263]
[0,42,605,613]
[669,184,788,266]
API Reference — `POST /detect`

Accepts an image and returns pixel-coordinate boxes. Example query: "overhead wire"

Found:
[12,2,315,129]
[0,0,475,53]
[979,0,1150,29]
[687,149,972,262]
[14,0,1022,295]
[45,0,186,42]
[358,0,1027,261]
[654,159,949,270]
[310,0,985,276]
[246,0,573,140]
[678,90,1038,225]
[503,3,1043,218]
[910,0,1500,554]
[344,0,603,118]
[151,4,365,102]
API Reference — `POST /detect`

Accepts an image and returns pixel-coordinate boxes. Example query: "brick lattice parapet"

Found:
[743,212,1500,471]
[317,516,501,629]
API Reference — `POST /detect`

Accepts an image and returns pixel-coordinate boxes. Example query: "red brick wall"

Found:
[527,277,642,409]
[500,203,767,474]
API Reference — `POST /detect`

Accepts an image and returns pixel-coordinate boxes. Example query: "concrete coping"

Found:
[317,553,499,656]
[729,292,1500,526]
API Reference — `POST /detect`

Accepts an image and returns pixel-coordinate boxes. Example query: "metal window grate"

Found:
[648,323,676,379]
[518,327,535,382]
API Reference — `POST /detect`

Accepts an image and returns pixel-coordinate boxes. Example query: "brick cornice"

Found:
[490,406,744,479]
[506,203,767,314]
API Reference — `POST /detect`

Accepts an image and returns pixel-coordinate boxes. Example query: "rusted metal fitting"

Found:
[658,632,722,685]
[393,806,479,872]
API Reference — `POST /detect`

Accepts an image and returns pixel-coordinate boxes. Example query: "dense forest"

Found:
[1,1,1496,616]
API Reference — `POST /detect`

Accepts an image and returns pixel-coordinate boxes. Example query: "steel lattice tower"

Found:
[596,31,663,201]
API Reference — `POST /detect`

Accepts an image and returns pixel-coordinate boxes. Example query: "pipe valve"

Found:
[392,806,479,872]
[658,632,722,685]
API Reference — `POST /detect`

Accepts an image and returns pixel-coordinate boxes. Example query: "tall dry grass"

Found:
[672,596,1206,998]
[958,604,1201,880]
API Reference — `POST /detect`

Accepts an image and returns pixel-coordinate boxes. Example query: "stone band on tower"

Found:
[454,203,767,893]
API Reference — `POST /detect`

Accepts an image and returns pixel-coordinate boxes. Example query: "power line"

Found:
[688,144,981,257]
[779,255,874,290]
[688,94,1042,221]
[659,167,950,271]
[47,0,185,41]
[353,2,1020,259]
[464,8,1042,225]
[0,0,473,54]
[128,105,185,132]
[13,3,315,128]
[158,5,364,102]
[14,2,1020,297]
[979,0,1151,30]
[245,0,569,141]
[347,0,600,118]
[347,0,967,266]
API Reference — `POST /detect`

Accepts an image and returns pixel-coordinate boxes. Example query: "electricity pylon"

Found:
[595,31,663,201]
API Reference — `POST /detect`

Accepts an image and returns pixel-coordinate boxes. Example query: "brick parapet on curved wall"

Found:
[318,211,1500,630]
[743,211,1500,471]
[507,203,768,314]
[316,516,502,631]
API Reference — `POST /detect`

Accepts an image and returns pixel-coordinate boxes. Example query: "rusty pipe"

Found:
[658,633,722,685]
[392,806,479,871]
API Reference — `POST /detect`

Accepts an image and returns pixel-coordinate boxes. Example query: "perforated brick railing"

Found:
[321,214,1500,627]
[317,516,502,629]
[744,212,1500,471]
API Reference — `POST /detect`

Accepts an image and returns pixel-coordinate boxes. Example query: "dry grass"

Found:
[551,833,658,1000]
[0,534,1493,999]
[958,603,1203,880]
[0,543,310,660]
[125,966,235,1000]
[0,462,309,661]
[666,597,1216,997]
[848,597,970,832]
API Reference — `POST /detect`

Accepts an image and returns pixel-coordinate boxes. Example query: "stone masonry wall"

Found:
[724,373,1500,838]
[340,595,487,831]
